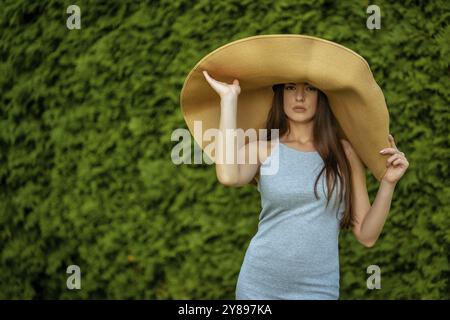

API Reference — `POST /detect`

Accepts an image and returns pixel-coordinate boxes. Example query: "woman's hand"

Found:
[380,134,409,185]
[202,70,241,100]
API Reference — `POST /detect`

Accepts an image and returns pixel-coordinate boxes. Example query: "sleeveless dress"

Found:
[235,139,345,300]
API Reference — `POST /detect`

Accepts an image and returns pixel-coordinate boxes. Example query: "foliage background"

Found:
[0,0,449,299]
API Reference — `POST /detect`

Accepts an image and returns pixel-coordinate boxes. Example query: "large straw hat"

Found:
[180,34,390,183]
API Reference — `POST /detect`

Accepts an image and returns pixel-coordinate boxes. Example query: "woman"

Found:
[202,70,409,300]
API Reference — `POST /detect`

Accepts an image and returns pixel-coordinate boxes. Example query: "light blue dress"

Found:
[235,140,345,300]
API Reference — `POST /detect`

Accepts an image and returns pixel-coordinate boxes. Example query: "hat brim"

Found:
[180,34,390,182]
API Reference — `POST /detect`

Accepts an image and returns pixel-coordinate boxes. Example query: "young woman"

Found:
[203,70,409,300]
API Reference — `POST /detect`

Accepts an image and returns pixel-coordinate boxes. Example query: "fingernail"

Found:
[380,150,385,154]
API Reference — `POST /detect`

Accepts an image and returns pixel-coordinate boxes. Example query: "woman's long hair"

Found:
[252,84,355,229]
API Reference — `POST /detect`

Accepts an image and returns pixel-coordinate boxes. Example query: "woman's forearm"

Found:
[215,95,239,184]
[359,179,397,246]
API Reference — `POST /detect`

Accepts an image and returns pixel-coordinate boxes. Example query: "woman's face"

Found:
[283,82,318,123]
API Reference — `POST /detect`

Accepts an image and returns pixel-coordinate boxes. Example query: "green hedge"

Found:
[0,0,448,299]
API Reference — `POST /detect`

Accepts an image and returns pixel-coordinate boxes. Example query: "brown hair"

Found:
[251,84,355,229]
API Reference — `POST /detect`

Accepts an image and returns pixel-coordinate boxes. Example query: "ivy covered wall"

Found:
[0,0,448,299]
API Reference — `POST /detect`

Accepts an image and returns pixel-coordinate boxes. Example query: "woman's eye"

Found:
[285,85,316,91]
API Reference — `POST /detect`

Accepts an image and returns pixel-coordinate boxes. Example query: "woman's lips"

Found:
[293,107,306,112]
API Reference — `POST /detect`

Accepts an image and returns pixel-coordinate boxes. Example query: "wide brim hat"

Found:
[180,34,390,182]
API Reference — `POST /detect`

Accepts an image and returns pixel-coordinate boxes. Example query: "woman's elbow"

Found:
[360,238,377,248]
[217,174,239,187]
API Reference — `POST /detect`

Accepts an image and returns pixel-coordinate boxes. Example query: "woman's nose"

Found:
[296,90,305,101]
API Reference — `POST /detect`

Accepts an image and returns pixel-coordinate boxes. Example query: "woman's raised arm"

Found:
[203,70,260,186]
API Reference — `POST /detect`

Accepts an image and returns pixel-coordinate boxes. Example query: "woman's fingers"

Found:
[203,70,213,81]
[202,70,217,86]
[203,70,219,85]
[203,70,228,87]
[380,147,397,154]
[392,158,406,166]
[389,134,398,149]
[380,147,405,156]
[387,154,403,167]
[203,70,228,85]
[203,70,241,97]
[203,70,226,93]
[232,79,241,94]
